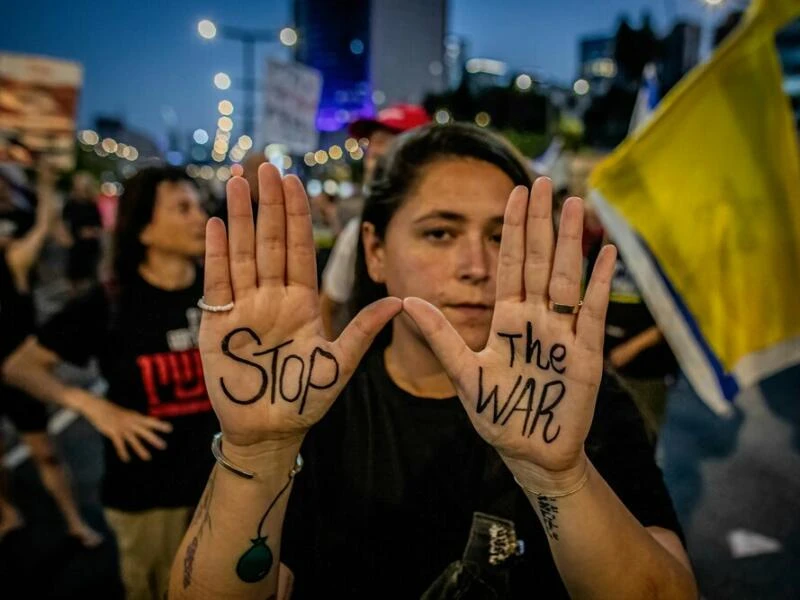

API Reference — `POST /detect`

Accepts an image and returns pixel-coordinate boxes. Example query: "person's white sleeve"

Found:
[321,217,360,303]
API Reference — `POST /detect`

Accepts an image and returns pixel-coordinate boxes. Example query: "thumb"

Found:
[333,297,403,374]
[402,297,472,381]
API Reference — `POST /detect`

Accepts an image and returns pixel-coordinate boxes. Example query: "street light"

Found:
[279,27,298,46]
[218,100,234,116]
[214,72,232,90]
[196,20,298,138]
[198,19,217,39]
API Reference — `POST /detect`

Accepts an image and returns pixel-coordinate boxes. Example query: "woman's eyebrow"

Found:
[412,210,466,224]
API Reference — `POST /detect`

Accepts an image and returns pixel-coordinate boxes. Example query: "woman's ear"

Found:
[361,221,386,284]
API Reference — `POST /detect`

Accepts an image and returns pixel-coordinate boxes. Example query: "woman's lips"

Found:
[445,304,492,319]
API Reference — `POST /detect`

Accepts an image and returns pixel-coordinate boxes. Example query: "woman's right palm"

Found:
[199,164,400,448]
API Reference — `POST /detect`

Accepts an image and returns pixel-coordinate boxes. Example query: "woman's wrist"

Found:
[217,433,304,479]
[501,451,590,496]
[64,386,101,415]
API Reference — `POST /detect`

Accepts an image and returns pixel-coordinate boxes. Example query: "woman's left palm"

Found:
[405,178,616,474]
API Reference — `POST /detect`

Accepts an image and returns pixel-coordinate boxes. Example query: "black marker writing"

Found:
[478,322,568,442]
[219,329,339,415]
[526,380,565,441]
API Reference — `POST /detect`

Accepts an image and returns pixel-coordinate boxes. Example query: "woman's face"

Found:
[364,158,515,351]
[140,180,208,258]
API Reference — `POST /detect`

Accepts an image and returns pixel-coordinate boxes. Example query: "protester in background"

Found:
[587,235,677,445]
[169,124,694,599]
[4,167,217,600]
[0,160,102,546]
[60,171,103,296]
[0,165,35,249]
[320,104,430,339]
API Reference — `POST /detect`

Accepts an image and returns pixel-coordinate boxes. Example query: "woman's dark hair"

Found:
[111,166,194,286]
[351,122,534,346]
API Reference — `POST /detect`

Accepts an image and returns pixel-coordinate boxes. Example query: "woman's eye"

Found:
[424,229,454,242]
[490,232,503,245]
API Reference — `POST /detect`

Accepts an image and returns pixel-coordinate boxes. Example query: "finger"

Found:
[283,175,318,290]
[576,244,617,353]
[525,177,555,301]
[125,433,152,461]
[141,416,173,434]
[203,218,232,307]
[226,176,257,296]
[334,297,403,375]
[255,163,286,286]
[132,424,168,451]
[548,197,585,322]
[402,297,474,382]
[495,186,529,303]
[112,435,130,463]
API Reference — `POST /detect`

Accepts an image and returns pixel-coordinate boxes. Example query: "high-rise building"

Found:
[578,35,616,96]
[293,0,371,132]
[369,0,446,106]
[444,34,468,90]
[660,21,700,91]
[293,0,446,131]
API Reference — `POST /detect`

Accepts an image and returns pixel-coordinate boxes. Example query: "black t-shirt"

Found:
[282,350,683,599]
[602,257,677,379]
[63,199,103,276]
[37,272,218,511]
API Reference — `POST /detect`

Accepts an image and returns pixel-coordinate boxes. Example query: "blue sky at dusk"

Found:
[2,0,729,146]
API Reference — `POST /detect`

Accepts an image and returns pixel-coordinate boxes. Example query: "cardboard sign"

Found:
[263,60,322,154]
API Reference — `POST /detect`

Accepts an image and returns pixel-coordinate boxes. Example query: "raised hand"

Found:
[404,178,616,479]
[199,164,401,449]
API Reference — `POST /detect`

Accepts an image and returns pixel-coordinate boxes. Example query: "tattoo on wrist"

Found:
[537,496,560,541]
[220,328,339,414]
[183,470,217,589]
[236,471,296,583]
[477,321,567,442]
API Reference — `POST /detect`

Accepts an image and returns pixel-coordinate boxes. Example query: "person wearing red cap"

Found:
[320,104,430,339]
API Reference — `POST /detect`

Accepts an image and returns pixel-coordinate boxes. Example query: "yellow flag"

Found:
[590,0,800,412]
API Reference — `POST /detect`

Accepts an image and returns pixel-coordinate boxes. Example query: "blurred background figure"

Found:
[4,167,216,600]
[60,171,103,296]
[320,104,430,338]
[0,164,35,250]
[587,230,677,445]
[0,160,102,547]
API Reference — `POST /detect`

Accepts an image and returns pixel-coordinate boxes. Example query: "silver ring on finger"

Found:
[197,296,235,312]
[548,299,583,315]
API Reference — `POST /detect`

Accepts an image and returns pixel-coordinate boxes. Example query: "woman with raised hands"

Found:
[170,123,696,600]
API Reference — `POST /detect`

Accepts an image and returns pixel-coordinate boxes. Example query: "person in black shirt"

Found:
[586,234,678,444]
[0,161,102,546]
[61,171,104,296]
[169,125,696,599]
[4,167,217,600]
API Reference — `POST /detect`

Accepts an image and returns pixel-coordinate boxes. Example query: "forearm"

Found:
[3,338,98,415]
[508,457,696,599]
[169,438,302,599]
[6,219,49,278]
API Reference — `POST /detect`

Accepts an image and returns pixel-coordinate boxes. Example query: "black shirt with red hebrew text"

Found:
[37,272,218,510]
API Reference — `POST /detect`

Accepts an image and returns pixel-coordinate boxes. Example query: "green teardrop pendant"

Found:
[236,536,273,583]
